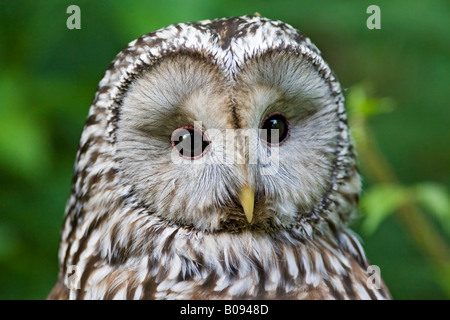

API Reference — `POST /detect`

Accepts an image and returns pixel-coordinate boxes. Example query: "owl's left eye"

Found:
[171,126,210,159]
[260,112,290,146]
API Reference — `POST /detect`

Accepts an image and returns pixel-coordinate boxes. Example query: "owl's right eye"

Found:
[171,126,210,159]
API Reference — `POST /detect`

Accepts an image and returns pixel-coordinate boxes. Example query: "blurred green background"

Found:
[0,0,449,299]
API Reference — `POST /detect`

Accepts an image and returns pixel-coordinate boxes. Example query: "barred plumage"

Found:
[49,15,391,300]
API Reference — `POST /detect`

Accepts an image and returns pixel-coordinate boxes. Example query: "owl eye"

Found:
[260,112,290,146]
[171,126,210,159]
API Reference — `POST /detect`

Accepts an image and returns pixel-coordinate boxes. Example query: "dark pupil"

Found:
[173,129,209,158]
[262,114,288,144]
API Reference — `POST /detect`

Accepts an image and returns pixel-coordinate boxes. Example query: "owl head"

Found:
[66,15,359,249]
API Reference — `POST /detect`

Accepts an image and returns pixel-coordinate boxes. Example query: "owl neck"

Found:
[65,217,375,299]
[130,218,367,284]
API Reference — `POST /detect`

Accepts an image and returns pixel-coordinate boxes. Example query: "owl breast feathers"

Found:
[49,15,391,300]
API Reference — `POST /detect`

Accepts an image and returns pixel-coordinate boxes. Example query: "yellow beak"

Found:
[239,185,255,224]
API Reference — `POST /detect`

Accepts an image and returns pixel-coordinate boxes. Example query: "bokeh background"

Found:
[0,0,449,299]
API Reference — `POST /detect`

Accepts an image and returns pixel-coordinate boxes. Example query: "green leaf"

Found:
[360,184,407,235]
[347,84,396,118]
[414,182,450,236]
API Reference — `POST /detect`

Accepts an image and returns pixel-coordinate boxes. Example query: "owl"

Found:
[48,15,391,300]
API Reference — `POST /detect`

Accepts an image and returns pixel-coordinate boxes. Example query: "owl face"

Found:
[113,20,344,233]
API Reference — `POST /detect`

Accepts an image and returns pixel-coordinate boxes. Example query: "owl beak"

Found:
[239,185,255,224]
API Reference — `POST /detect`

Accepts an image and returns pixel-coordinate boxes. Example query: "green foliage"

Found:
[347,83,450,298]
[414,182,450,237]
[0,223,20,262]
[360,181,450,237]
[360,184,407,235]
[347,84,395,119]
[0,73,52,181]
